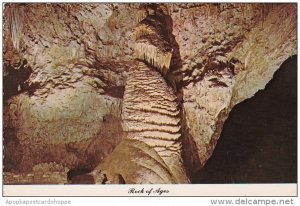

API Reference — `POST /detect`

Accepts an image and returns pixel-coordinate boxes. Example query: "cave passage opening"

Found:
[193,55,297,183]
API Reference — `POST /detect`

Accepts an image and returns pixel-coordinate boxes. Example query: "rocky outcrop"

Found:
[3,92,123,172]
[3,3,297,184]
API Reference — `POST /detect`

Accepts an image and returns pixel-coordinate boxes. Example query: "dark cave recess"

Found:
[193,55,297,183]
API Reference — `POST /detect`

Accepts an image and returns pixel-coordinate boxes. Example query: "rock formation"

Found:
[2,3,297,184]
[91,5,189,184]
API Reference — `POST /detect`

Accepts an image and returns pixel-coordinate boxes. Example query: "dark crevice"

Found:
[103,85,125,98]
[67,168,94,184]
[3,59,33,100]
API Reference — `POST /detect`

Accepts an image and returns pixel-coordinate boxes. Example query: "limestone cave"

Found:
[2,3,297,184]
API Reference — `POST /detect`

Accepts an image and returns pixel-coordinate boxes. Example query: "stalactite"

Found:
[133,6,173,75]
[134,24,156,40]
[136,10,148,23]
[6,4,23,51]
[134,42,172,75]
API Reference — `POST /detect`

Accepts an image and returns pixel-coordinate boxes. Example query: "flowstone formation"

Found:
[3,3,297,184]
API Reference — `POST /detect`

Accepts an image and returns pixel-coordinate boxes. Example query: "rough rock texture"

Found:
[3,3,297,184]
[4,162,69,184]
[3,3,130,173]
[170,4,297,177]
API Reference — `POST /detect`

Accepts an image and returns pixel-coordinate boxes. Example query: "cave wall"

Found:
[3,3,132,173]
[172,4,297,176]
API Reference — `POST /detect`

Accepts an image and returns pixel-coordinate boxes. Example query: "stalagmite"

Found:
[94,5,189,183]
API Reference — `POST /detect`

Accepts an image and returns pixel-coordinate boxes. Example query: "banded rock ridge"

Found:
[2,3,297,183]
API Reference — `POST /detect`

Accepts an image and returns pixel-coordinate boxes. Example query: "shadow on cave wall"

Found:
[193,55,297,183]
